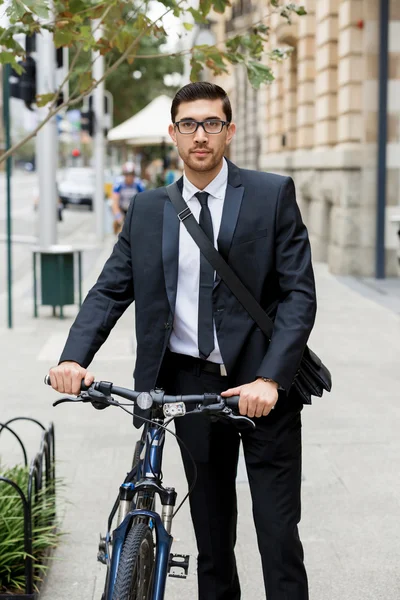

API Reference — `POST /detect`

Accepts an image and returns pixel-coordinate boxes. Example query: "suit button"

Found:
[164,322,171,329]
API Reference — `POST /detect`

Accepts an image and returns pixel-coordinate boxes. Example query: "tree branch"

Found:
[129,9,279,61]
[0,0,185,164]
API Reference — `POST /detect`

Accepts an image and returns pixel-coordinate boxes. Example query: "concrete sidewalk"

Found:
[1,241,400,599]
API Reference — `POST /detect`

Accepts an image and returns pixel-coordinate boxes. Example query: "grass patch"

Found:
[0,463,62,594]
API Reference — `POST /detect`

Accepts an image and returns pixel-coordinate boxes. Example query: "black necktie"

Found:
[196,192,215,359]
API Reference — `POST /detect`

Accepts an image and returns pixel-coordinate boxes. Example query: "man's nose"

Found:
[193,125,208,143]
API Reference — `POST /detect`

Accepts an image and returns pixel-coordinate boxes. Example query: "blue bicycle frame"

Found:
[104,419,176,600]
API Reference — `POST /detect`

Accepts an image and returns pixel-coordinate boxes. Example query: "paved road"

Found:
[1,230,400,598]
[0,170,112,308]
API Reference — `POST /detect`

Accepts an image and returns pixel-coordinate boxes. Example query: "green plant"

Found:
[0,463,62,594]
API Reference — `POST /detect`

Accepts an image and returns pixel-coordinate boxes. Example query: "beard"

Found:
[179,145,225,173]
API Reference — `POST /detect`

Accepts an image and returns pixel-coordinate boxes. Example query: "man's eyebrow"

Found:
[179,116,224,121]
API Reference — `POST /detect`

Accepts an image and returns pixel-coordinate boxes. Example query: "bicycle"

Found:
[44,376,255,600]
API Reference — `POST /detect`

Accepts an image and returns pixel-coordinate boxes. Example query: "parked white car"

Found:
[58,167,95,210]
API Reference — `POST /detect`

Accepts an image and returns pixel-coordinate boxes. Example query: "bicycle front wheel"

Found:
[112,522,154,600]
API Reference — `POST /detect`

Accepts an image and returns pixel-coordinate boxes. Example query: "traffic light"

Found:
[88,93,113,135]
[81,109,95,136]
[19,55,36,110]
[9,56,36,109]
[8,34,65,110]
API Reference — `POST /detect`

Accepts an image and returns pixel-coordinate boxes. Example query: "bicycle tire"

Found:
[112,522,154,600]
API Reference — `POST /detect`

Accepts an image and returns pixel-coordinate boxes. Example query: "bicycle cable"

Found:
[108,401,198,518]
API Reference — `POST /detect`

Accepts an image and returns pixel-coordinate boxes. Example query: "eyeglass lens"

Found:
[178,120,224,134]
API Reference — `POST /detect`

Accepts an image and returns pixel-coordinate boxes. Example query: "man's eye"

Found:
[205,121,220,129]
[182,121,195,129]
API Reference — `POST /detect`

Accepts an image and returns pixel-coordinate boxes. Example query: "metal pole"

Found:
[62,46,69,104]
[92,20,105,242]
[2,64,12,328]
[375,0,389,279]
[37,13,58,248]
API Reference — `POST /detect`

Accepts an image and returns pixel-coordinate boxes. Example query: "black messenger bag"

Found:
[166,183,332,404]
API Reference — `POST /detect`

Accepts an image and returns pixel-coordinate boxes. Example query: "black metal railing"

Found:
[0,418,55,599]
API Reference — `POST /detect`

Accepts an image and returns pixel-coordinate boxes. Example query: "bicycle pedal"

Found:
[97,535,108,564]
[168,553,190,578]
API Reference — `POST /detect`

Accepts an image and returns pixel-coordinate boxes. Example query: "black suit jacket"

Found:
[60,159,316,401]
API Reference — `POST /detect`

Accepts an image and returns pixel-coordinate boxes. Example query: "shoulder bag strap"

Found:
[166,182,274,341]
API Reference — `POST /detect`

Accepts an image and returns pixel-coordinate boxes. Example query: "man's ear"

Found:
[169,123,177,146]
[226,122,236,146]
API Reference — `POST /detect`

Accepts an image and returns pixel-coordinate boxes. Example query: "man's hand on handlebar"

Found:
[221,378,278,418]
[48,361,95,396]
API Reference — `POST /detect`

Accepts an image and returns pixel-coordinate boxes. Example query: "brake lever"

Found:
[53,396,86,407]
[199,402,256,429]
[219,407,256,429]
[52,390,111,410]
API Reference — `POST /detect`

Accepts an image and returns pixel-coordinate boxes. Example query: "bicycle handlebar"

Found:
[44,375,241,411]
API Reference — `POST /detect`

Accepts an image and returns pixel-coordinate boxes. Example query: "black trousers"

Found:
[158,355,309,600]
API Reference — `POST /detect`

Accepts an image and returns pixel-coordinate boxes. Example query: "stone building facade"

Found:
[210,0,400,276]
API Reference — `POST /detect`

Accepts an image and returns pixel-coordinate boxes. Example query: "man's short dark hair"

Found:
[171,82,232,123]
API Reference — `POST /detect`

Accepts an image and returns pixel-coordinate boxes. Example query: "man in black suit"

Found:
[49,82,316,600]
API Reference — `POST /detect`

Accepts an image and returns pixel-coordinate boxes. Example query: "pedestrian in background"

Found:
[48,82,316,600]
[164,155,182,185]
[111,161,144,234]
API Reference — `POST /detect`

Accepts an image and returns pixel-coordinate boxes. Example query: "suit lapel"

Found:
[162,191,180,314]
[217,183,244,259]
[217,158,244,255]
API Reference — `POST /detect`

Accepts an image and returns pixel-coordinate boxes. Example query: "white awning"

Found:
[107,95,172,145]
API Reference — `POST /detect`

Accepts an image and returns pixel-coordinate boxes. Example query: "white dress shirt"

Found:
[168,158,228,363]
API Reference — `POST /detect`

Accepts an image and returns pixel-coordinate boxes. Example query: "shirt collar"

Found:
[183,157,228,202]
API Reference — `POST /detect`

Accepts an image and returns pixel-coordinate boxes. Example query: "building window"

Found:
[226,0,253,32]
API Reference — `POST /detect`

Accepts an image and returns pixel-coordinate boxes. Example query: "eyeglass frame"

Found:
[174,119,231,135]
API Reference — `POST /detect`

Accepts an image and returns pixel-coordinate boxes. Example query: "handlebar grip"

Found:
[80,380,90,392]
[44,374,90,392]
[224,395,240,409]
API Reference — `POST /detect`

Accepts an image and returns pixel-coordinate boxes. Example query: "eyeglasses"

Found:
[174,119,230,135]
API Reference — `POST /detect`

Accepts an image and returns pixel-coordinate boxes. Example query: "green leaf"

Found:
[183,22,193,31]
[156,0,180,15]
[190,58,203,82]
[205,48,227,69]
[255,24,269,34]
[0,51,22,72]
[212,0,230,14]
[188,7,208,23]
[23,0,50,19]
[225,35,241,53]
[270,0,280,6]
[199,0,212,16]
[36,93,55,107]
[246,61,274,89]
[192,47,206,63]
[54,28,75,47]
[241,33,263,57]
[224,51,244,65]
[6,1,27,22]
[269,48,284,61]
[78,25,94,51]
[78,72,94,93]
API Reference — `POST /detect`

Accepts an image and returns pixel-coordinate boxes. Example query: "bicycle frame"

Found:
[104,417,175,600]
[45,377,246,600]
